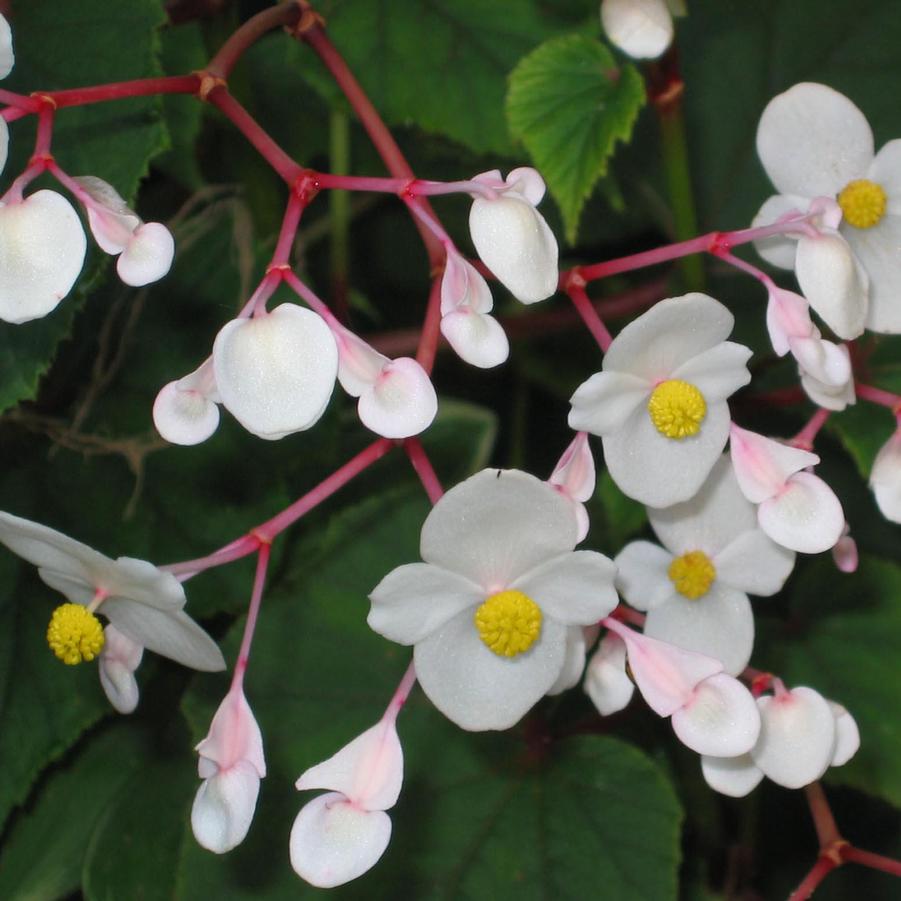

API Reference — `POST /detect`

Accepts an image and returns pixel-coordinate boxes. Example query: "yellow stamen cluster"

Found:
[474,589,542,657]
[46,603,104,664]
[647,379,707,439]
[668,550,716,600]
[838,179,887,229]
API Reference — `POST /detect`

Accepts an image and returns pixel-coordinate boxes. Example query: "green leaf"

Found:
[507,34,645,242]
[593,467,648,550]
[0,0,169,415]
[759,556,901,806]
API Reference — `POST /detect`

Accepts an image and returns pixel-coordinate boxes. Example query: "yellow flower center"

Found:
[474,589,542,657]
[46,603,105,665]
[837,178,887,229]
[647,379,707,439]
[668,550,716,600]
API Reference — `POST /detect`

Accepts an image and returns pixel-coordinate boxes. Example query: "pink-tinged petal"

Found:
[0,190,87,324]
[468,191,558,304]
[870,430,901,523]
[869,139,901,215]
[766,287,813,356]
[289,793,391,888]
[368,562,483,645]
[752,687,836,789]
[514,550,617,625]
[296,719,403,811]
[584,633,634,715]
[613,541,675,612]
[602,293,735,381]
[795,230,868,339]
[600,0,673,59]
[74,175,140,253]
[357,357,437,439]
[549,432,595,504]
[701,753,764,798]
[505,167,546,206]
[828,701,860,767]
[440,250,493,315]
[713,529,795,597]
[414,607,567,731]
[196,687,266,776]
[757,472,845,554]
[649,455,757,557]
[117,222,175,286]
[756,83,873,197]
[752,195,807,270]
[831,526,858,573]
[613,626,723,717]
[644,585,754,677]
[729,424,818,503]
[0,14,13,80]
[547,626,587,695]
[568,370,650,435]
[669,341,752,403]
[153,379,220,446]
[333,326,387,397]
[846,214,901,334]
[440,309,509,368]
[604,398,731,508]
[98,624,143,714]
[213,304,338,440]
[671,673,761,756]
[800,365,855,412]
[191,761,261,853]
[790,335,851,387]
[420,469,577,588]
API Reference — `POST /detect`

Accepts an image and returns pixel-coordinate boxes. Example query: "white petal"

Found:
[752,687,836,789]
[701,753,764,798]
[420,469,576,588]
[546,626,587,695]
[800,366,855,412]
[568,370,650,435]
[0,13,13,80]
[440,251,493,315]
[613,541,676,612]
[98,624,143,714]
[795,231,868,339]
[832,530,859,573]
[413,607,567,731]
[0,190,87,324]
[767,287,814,356]
[846,214,901,334]
[213,304,338,440]
[549,432,596,503]
[0,118,8,178]
[440,310,509,368]
[713,529,795,597]
[195,687,266,776]
[296,720,402,811]
[649,455,757,556]
[191,762,261,853]
[602,293,735,381]
[672,674,761,756]
[117,222,175,286]
[644,584,754,676]
[505,167,547,206]
[869,139,901,215]
[670,341,752,403]
[153,380,220,446]
[603,398,731,508]
[790,335,852,387]
[357,357,437,439]
[334,326,387,396]
[757,472,845,554]
[368,562,483,645]
[584,633,635,715]
[829,702,860,767]
[729,424,819,503]
[756,83,873,197]
[468,192,559,303]
[289,793,391,888]
[870,431,901,523]
[752,195,806,270]
[600,0,673,59]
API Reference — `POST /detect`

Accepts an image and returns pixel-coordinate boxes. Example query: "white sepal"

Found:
[153,359,220,446]
[584,633,634,716]
[870,430,901,523]
[97,624,143,714]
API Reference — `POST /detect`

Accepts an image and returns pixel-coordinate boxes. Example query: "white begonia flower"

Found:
[615,456,795,676]
[600,0,685,60]
[0,190,87,324]
[604,619,760,757]
[192,685,266,854]
[729,424,845,554]
[368,469,618,731]
[98,624,143,714]
[870,428,901,523]
[290,718,403,888]
[548,431,596,543]
[799,348,855,412]
[468,167,559,304]
[0,13,13,80]
[213,303,339,440]
[754,82,901,334]
[439,248,509,368]
[0,511,225,674]
[569,293,752,508]
[153,358,221,446]
[584,632,634,715]
[74,176,174,287]
[331,322,437,439]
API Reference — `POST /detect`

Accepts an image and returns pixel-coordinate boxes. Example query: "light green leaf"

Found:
[507,34,645,242]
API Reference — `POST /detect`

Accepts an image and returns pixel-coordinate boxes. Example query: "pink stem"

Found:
[0,87,39,111]
[384,660,418,723]
[165,533,262,578]
[283,269,334,320]
[46,75,200,109]
[566,282,613,352]
[403,438,444,503]
[842,847,901,877]
[206,2,303,79]
[856,383,901,413]
[789,855,839,901]
[415,276,443,374]
[805,783,842,847]
[270,192,306,267]
[231,542,272,689]
[612,604,646,627]
[714,249,775,289]
[255,438,393,540]
[791,407,831,450]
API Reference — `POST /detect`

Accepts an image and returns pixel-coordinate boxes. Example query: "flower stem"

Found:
[415,276,443,375]
[384,661,418,722]
[232,542,272,689]
[856,383,901,414]
[46,75,200,109]
[789,854,840,901]
[790,408,831,451]
[403,438,444,503]
[566,281,613,352]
